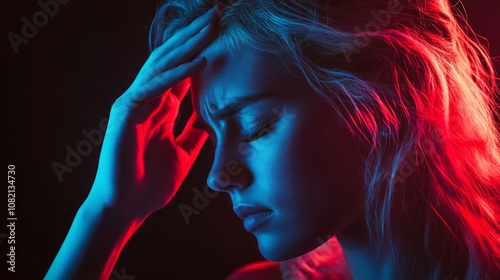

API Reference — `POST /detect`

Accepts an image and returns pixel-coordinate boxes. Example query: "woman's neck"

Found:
[335,218,391,280]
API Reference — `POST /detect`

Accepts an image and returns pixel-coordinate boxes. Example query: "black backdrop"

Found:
[2,1,499,279]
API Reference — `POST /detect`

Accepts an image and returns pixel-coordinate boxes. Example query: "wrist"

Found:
[80,197,149,230]
[85,180,153,223]
[66,199,148,279]
[46,196,149,280]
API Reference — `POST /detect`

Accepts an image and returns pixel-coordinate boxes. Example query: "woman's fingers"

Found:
[114,5,220,126]
[134,21,212,90]
[152,22,215,78]
[176,112,209,157]
[132,56,207,103]
[127,14,215,107]
[113,5,220,125]
[151,6,219,61]
[115,57,207,124]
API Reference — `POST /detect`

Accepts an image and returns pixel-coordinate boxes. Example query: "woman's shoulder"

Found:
[225,261,282,280]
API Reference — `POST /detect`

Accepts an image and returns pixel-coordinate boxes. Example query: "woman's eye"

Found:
[243,116,279,143]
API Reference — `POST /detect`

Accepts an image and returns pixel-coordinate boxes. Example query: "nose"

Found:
[206,147,252,192]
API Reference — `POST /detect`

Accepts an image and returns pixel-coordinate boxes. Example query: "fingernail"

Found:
[207,5,218,16]
[208,5,218,12]
[201,22,213,33]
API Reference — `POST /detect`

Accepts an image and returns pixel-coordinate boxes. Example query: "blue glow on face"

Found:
[190,40,367,261]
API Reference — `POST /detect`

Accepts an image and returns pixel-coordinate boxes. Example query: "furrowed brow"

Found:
[212,92,277,120]
[193,92,277,130]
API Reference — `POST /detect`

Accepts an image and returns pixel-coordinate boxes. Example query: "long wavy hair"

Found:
[149,0,500,279]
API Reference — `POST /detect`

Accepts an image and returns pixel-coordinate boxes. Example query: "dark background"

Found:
[1,1,499,279]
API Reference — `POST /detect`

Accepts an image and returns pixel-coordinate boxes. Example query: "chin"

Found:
[254,231,322,262]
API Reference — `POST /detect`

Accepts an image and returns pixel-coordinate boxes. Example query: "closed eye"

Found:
[192,112,280,144]
[243,115,279,143]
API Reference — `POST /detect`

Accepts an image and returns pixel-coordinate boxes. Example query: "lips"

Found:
[233,205,272,219]
[233,205,273,232]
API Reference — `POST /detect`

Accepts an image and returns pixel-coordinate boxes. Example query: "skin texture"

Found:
[190,39,368,261]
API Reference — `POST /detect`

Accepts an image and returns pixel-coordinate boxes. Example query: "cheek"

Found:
[244,102,365,224]
[243,102,367,260]
[276,105,366,229]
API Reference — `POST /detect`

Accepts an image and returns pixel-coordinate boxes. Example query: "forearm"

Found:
[45,199,147,280]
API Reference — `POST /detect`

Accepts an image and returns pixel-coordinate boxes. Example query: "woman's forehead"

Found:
[191,40,284,104]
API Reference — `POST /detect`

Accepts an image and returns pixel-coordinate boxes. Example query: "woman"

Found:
[45,0,500,279]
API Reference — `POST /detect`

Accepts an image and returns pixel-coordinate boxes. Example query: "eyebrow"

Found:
[193,92,277,129]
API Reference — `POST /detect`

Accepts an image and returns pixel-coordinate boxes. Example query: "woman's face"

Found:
[190,40,366,261]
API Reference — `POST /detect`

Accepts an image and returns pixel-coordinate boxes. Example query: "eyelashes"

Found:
[201,115,277,157]
[192,115,281,144]
[243,115,279,143]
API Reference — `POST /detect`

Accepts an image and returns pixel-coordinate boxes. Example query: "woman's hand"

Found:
[45,7,222,279]
[88,6,219,220]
